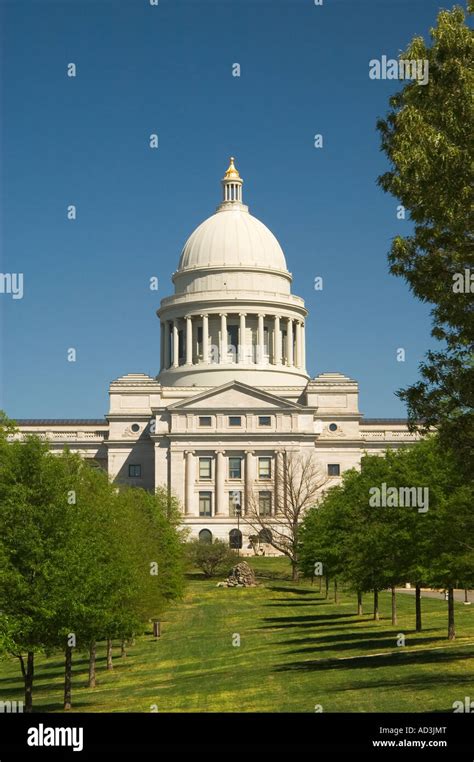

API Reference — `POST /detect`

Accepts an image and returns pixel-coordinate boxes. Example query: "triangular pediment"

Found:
[166,381,303,411]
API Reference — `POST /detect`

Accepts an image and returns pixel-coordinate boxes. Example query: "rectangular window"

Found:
[178,329,184,360]
[258,457,271,479]
[228,416,241,427]
[199,457,212,480]
[128,464,141,478]
[228,325,238,352]
[228,491,242,516]
[229,457,242,479]
[258,491,272,516]
[258,415,271,427]
[199,492,212,517]
[199,416,212,427]
[328,464,340,476]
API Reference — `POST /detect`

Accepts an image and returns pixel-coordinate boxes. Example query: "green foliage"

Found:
[376,4,474,468]
[300,436,474,610]
[0,413,186,708]
[187,539,237,578]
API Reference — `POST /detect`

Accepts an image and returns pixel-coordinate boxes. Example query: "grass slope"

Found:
[1,558,472,712]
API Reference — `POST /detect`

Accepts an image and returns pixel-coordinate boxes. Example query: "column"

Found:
[274,451,284,514]
[201,314,209,363]
[286,318,294,366]
[244,450,255,515]
[172,321,179,368]
[185,450,195,515]
[215,450,226,515]
[257,313,265,364]
[274,315,281,365]
[186,316,193,365]
[160,323,164,371]
[164,321,171,369]
[219,313,227,364]
[295,322,302,368]
[301,322,306,370]
[238,313,246,364]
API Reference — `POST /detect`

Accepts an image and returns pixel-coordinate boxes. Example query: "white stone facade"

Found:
[12,160,419,550]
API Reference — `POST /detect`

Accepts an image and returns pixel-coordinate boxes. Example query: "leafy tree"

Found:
[377,4,474,470]
[0,433,81,711]
[187,539,237,578]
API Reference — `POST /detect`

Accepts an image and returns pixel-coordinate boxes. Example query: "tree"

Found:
[0,416,186,710]
[245,451,328,581]
[187,539,237,578]
[299,485,349,603]
[377,4,474,471]
[0,431,83,711]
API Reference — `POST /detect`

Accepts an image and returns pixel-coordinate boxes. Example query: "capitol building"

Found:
[14,159,418,548]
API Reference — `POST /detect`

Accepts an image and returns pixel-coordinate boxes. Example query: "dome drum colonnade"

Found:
[159,312,306,370]
[157,158,308,385]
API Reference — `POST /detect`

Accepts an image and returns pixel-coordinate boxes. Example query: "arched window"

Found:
[199,529,212,544]
[259,528,273,544]
[229,529,242,549]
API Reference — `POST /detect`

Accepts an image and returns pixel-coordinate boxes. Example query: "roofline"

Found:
[12,419,108,426]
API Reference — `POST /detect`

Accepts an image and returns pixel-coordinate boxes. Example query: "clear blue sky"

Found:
[0,0,453,419]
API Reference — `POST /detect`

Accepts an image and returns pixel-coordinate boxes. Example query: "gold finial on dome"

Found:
[224,156,240,179]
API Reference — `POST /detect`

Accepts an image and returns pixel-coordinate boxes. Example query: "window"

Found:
[199,492,212,517]
[259,528,273,544]
[228,325,238,352]
[329,423,338,432]
[258,457,271,479]
[128,464,141,478]
[229,529,242,549]
[229,457,242,479]
[197,326,203,349]
[199,457,212,480]
[258,491,272,516]
[199,416,212,427]
[178,329,184,360]
[199,528,212,544]
[328,464,340,476]
[229,491,242,516]
[258,416,271,427]
[131,423,140,432]
[228,416,241,427]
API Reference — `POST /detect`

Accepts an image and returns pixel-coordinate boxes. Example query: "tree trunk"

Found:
[391,586,397,626]
[64,645,72,710]
[334,578,338,604]
[415,584,422,632]
[19,651,34,713]
[291,562,298,582]
[373,589,379,621]
[318,576,322,593]
[121,639,127,658]
[88,641,96,688]
[357,590,363,616]
[325,575,329,599]
[448,587,455,640]
[106,638,113,669]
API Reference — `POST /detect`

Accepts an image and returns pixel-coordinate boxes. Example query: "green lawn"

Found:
[1,558,473,712]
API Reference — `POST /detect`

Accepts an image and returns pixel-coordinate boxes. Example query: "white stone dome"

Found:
[178,206,288,274]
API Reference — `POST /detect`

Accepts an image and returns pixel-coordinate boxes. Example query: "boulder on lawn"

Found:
[223,561,257,588]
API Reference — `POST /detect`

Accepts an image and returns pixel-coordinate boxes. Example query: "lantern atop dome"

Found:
[221,156,243,205]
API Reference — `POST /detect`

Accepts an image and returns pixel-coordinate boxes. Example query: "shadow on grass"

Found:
[268,586,319,595]
[262,612,358,625]
[275,646,474,673]
[284,634,443,655]
[281,629,440,646]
